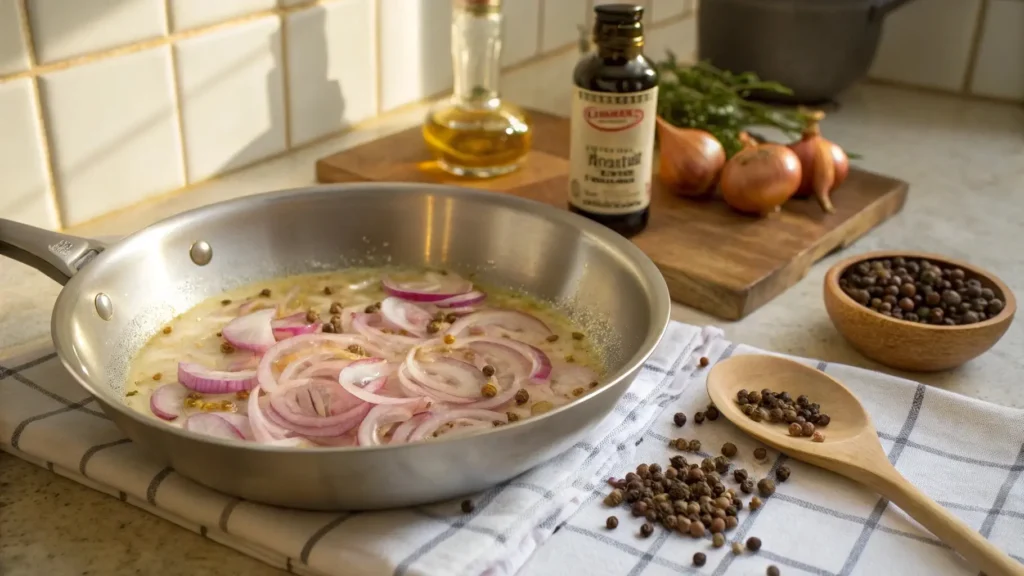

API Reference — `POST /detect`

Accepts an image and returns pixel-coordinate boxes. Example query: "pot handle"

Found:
[0,218,107,286]
[870,0,915,20]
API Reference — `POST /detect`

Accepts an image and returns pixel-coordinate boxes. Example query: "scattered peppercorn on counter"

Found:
[595,360,837,575]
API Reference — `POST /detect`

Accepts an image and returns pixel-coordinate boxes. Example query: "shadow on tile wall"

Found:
[212,22,323,183]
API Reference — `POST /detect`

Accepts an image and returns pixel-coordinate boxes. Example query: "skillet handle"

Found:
[0,218,107,286]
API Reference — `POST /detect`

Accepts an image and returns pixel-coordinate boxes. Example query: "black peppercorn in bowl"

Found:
[824,251,1016,371]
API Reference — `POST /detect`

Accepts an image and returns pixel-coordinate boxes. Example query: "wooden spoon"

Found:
[707,354,1024,576]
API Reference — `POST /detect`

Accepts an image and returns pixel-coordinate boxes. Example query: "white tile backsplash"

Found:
[651,0,689,22]
[5,0,1021,233]
[0,79,57,228]
[175,16,287,182]
[39,47,183,226]
[379,0,453,112]
[169,0,277,32]
[503,11,696,117]
[0,0,31,76]
[542,0,587,52]
[970,0,1024,101]
[645,9,697,64]
[501,0,540,67]
[27,0,168,64]
[869,0,982,91]
[286,0,376,146]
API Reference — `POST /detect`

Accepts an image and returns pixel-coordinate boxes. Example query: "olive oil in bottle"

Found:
[568,4,658,237]
[423,0,532,178]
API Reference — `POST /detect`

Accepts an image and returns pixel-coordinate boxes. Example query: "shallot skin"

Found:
[788,112,849,214]
[655,117,726,198]
[720,144,802,217]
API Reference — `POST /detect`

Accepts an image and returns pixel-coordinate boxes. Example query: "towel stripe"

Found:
[78,438,131,476]
[711,453,792,576]
[10,398,98,448]
[219,499,242,533]
[300,514,353,564]
[0,352,58,379]
[837,384,926,576]
[146,466,174,505]
[981,441,1024,537]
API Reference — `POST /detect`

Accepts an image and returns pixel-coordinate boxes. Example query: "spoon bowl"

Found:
[708,354,1024,576]
[707,354,870,448]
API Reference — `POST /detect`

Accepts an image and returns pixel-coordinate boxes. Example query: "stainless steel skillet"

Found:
[0,183,671,510]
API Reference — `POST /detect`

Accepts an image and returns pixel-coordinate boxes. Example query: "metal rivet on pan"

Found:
[189,240,213,266]
[94,293,113,321]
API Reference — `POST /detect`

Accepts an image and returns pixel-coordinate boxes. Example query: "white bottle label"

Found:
[568,86,658,215]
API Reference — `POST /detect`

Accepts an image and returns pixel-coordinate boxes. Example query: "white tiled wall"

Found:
[542,0,587,53]
[40,46,184,225]
[169,0,278,32]
[0,0,1016,230]
[0,79,55,229]
[867,0,1024,99]
[175,17,286,182]
[501,0,540,67]
[286,0,377,145]
[27,0,168,64]
[869,0,982,91]
[651,0,691,21]
[0,0,30,76]
[970,0,1024,101]
[379,0,453,112]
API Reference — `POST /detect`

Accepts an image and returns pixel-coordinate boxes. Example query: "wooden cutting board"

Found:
[316,110,909,320]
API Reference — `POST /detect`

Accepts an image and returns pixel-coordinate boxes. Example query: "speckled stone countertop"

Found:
[2,74,1023,574]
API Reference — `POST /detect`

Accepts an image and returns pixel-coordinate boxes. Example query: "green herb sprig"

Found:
[655,54,817,157]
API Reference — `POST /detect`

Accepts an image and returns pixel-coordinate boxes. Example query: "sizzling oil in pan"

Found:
[126,268,604,448]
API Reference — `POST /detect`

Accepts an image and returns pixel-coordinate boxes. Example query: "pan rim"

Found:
[51,182,672,454]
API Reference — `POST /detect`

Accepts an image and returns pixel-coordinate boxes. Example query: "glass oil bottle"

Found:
[422,0,532,178]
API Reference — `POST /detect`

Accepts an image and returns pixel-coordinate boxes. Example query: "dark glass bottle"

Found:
[568,4,659,238]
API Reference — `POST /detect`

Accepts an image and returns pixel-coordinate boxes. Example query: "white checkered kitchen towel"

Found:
[518,337,1024,576]
[3,323,1023,575]
[0,322,720,576]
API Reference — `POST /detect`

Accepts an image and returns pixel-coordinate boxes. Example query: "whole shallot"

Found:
[720,144,802,216]
[656,117,725,198]
[788,111,849,213]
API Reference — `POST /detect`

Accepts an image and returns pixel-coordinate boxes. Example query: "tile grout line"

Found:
[59,84,460,234]
[16,0,63,230]
[374,0,383,117]
[862,76,1023,107]
[0,3,688,91]
[0,0,347,86]
[535,0,546,55]
[278,10,294,150]
[58,8,695,235]
[163,0,191,186]
[961,0,990,94]
[19,7,698,234]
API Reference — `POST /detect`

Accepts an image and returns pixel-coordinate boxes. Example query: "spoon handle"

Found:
[864,466,1024,576]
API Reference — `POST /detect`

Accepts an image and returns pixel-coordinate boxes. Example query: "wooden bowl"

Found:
[824,250,1016,371]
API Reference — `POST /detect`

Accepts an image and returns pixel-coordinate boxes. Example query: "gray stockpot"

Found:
[0,184,671,510]
[698,0,916,103]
